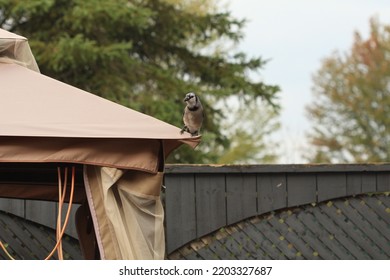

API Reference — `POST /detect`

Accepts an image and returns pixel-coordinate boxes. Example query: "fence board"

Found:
[165,163,390,174]
[6,217,49,260]
[219,232,247,259]
[296,211,344,259]
[60,203,79,239]
[287,174,316,207]
[236,221,268,259]
[362,173,376,193]
[184,251,209,260]
[266,214,302,259]
[21,219,59,258]
[25,200,56,230]
[0,213,32,260]
[226,174,257,225]
[207,239,235,260]
[311,209,357,259]
[317,173,346,202]
[349,199,390,242]
[377,172,390,192]
[293,212,334,259]
[274,212,313,259]
[193,244,220,260]
[363,196,390,223]
[164,174,196,253]
[227,227,257,260]
[195,174,226,238]
[252,220,288,259]
[335,200,388,258]
[228,231,256,259]
[243,221,281,259]
[25,200,79,239]
[319,203,379,259]
[346,173,361,196]
[0,198,24,217]
[257,174,287,214]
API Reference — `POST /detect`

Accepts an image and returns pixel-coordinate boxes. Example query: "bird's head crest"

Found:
[184,92,196,102]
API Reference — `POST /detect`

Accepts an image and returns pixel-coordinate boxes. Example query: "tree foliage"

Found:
[0,0,280,163]
[307,18,390,163]
[217,98,280,164]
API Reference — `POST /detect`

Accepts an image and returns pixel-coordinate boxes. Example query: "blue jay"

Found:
[180,92,204,136]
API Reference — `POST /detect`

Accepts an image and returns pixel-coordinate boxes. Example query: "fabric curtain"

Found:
[83,165,165,260]
[0,36,39,72]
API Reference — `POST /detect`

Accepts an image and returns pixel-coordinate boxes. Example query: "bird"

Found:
[180,92,204,136]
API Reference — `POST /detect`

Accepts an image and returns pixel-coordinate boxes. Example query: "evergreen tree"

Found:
[1,0,280,163]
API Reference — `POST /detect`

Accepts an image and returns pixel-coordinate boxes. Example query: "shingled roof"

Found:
[1,193,389,260]
[168,193,390,260]
[0,210,82,260]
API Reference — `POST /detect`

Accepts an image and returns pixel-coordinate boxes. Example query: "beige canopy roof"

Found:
[1,28,200,260]
[0,28,200,172]
[0,28,25,39]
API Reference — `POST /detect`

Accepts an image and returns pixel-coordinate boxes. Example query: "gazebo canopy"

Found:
[0,28,201,260]
[0,28,199,172]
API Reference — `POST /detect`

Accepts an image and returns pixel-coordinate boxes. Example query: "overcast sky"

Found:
[226,0,390,163]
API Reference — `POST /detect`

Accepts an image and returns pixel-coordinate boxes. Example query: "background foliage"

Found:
[307,18,390,163]
[0,0,280,163]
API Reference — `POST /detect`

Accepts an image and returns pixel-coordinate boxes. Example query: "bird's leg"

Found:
[180,125,188,134]
[191,131,198,136]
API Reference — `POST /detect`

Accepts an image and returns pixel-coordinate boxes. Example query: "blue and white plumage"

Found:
[180,92,204,136]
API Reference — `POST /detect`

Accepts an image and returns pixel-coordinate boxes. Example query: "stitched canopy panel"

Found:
[168,193,390,260]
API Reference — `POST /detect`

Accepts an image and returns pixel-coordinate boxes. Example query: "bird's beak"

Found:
[184,96,189,102]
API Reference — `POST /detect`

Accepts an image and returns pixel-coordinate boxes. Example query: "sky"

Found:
[226,0,390,163]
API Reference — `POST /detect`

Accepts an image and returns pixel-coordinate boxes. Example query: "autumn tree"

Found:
[0,0,280,163]
[306,18,390,163]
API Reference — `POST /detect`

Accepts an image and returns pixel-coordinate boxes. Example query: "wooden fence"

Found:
[163,164,390,253]
[0,199,79,238]
[0,164,389,255]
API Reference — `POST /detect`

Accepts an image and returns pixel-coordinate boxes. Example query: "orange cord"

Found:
[0,241,15,260]
[56,167,65,260]
[0,166,75,260]
[45,166,75,260]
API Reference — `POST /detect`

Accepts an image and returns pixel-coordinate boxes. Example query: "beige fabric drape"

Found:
[84,165,165,260]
